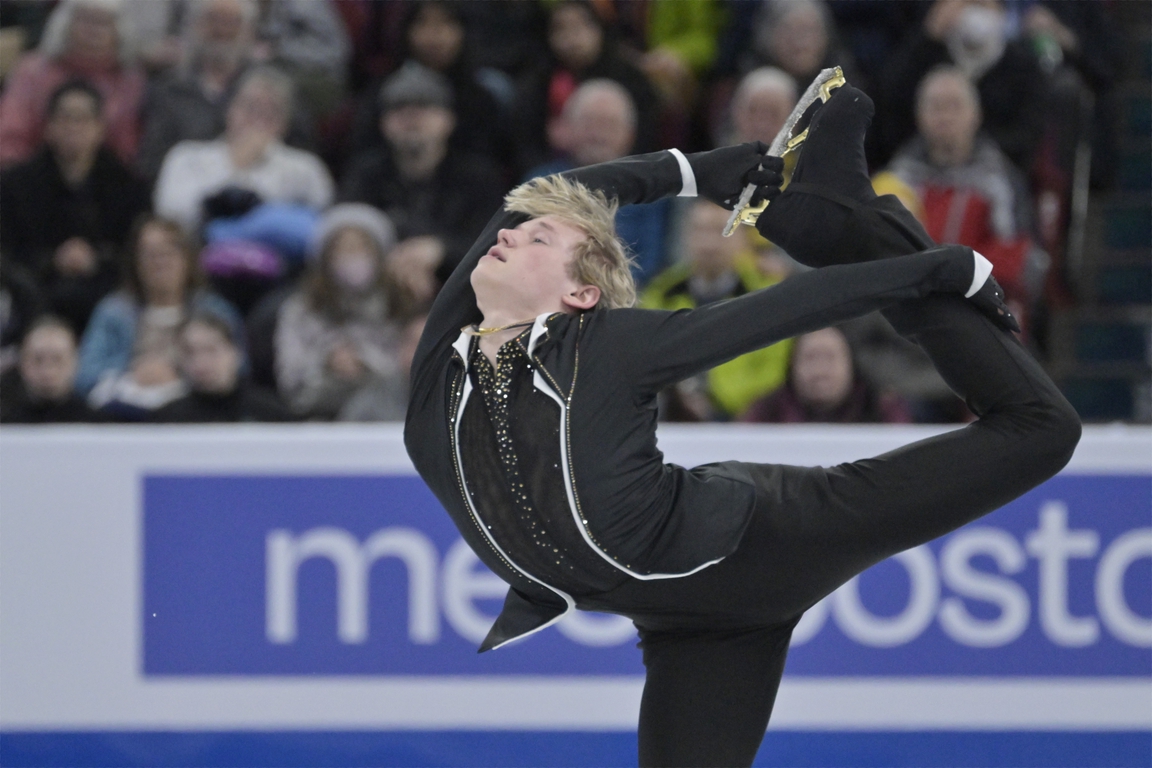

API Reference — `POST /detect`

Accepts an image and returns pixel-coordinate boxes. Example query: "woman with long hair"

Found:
[76,215,242,418]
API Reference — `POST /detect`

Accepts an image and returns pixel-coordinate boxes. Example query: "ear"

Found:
[560,284,601,311]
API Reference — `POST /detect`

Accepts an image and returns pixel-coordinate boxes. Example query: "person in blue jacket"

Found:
[77,215,242,419]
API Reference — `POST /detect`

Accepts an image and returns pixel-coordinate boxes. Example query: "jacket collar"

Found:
[452,312,556,373]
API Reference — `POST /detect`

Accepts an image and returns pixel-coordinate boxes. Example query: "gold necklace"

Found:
[460,319,536,337]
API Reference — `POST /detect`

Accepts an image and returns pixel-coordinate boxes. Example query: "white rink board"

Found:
[0,424,1149,731]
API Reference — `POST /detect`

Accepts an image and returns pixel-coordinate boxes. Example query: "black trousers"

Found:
[580,293,1081,766]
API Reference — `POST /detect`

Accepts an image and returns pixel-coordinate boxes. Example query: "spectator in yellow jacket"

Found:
[640,198,791,421]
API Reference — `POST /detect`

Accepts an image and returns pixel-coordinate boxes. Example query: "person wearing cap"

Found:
[274,203,419,421]
[339,61,506,294]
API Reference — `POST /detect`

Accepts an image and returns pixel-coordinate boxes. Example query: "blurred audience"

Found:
[882,66,1048,327]
[876,0,1045,170]
[250,0,350,119]
[0,315,102,424]
[340,62,504,285]
[743,326,911,424]
[153,65,333,234]
[77,216,243,419]
[0,262,46,375]
[513,0,660,172]
[152,310,293,422]
[0,0,145,166]
[348,1,512,173]
[740,0,860,91]
[726,67,798,147]
[136,0,311,180]
[274,204,415,421]
[526,79,671,285]
[0,80,150,335]
[641,199,791,421]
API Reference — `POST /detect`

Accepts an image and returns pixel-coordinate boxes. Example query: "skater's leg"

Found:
[636,622,795,768]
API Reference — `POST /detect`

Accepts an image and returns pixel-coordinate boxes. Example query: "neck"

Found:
[54,148,97,185]
[146,289,183,308]
[199,61,235,94]
[474,309,543,365]
[927,139,973,168]
[395,143,446,181]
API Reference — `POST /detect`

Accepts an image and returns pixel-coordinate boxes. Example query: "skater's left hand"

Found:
[686,143,783,210]
[968,274,1021,333]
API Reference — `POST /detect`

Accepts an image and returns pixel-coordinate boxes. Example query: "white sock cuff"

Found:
[966,250,994,298]
[669,148,697,197]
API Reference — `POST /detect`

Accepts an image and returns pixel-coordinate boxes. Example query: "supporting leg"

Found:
[636,622,795,768]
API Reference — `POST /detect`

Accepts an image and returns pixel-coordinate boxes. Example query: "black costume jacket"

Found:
[404,151,980,651]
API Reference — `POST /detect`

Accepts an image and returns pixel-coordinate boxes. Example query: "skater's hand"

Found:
[747,162,784,207]
[942,245,1021,333]
[968,273,1020,333]
[686,143,782,210]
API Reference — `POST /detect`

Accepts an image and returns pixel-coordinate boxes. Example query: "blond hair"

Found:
[504,174,637,309]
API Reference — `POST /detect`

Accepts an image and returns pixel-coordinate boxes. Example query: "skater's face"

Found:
[471,216,600,316]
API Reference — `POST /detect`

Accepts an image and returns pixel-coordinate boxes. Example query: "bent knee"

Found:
[1028,396,1082,476]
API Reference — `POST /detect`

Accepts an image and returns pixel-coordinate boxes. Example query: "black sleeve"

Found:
[410,150,687,385]
[597,248,979,394]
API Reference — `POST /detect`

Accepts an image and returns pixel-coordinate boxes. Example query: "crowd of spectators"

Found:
[0,0,1122,425]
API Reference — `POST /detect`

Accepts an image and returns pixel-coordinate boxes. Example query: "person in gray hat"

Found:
[339,62,506,296]
[274,203,421,421]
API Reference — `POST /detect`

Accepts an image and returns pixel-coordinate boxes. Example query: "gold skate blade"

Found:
[725,67,846,233]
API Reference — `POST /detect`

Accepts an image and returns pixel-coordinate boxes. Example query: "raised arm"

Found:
[411,147,766,381]
[600,246,1000,394]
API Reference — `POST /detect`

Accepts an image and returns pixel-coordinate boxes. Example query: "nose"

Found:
[497,228,517,247]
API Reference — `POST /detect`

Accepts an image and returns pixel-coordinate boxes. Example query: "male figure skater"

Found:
[404,86,1080,766]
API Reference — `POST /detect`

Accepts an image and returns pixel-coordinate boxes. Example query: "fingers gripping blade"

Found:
[722,66,847,237]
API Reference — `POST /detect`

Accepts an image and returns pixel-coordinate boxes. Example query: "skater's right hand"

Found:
[686,143,782,210]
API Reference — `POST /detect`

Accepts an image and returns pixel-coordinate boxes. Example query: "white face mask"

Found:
[331,252,378,291]
[948,5,1007,79]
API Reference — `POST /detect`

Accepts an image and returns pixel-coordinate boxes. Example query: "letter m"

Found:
[265,526,439,645]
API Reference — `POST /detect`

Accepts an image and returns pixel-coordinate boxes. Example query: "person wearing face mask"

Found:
[876,0,1045,170]
[274,204,417,420]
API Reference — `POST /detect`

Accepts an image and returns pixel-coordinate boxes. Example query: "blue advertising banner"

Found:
[143,473,1151,678]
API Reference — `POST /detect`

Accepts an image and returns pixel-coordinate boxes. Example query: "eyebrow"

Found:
[535,221,558,235]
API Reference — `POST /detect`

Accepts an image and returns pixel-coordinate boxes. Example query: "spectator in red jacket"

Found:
[882,66,1048,326]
